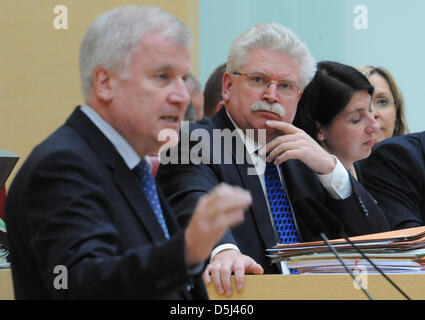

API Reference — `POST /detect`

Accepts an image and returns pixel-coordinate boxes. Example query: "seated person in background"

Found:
[4,6,252,299]
[359,131,425,230]
[357,65,409,142]
[183,101,197,123]
[157,23,389,296]
[293,61,380,180]
[203,63,226,118]
[185,73,204,121]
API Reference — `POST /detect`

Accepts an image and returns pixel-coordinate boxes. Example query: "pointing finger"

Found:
[265,120,300,134]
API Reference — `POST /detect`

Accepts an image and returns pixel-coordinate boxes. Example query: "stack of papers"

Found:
[0,248,9,268]
[267,226,425,274]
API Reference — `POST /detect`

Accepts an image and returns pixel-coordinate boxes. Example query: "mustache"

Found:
[250,101,286,118]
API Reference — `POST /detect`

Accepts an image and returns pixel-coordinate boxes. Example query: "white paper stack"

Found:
[267,226,425,274]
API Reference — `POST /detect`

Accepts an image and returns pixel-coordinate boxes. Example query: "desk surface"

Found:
[3,268,425,300]
[0,268,14,300]
[206,273,425,300]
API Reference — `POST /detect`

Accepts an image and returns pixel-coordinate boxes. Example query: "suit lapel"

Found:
[66,107,168,242]
[235,161,278,249]
[158,187,180,235]
[213,109,278,250]
[112,159,168,242]
[419,132,425,157]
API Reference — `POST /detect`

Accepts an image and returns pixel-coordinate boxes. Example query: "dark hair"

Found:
[293,61,374,142]
[203,63,226,117]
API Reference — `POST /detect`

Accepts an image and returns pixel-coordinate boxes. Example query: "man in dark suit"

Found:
[359,131,425,230]
[4,6,252,299]
[157,22,389,296]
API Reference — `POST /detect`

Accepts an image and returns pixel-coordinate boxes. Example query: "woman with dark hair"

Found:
[293,61,380,179]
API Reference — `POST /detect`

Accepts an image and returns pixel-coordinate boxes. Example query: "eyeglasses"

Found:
[232,72,302,97]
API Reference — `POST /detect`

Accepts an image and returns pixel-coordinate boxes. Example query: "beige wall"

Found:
[0,0,199,187]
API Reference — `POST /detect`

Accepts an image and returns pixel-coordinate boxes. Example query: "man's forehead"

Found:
[139,30,189,52]
[153,63,190,73]
[134,34,191,72]
[243,48,300,79]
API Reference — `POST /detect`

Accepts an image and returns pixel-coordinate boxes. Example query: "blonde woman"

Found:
[357,66,409,142]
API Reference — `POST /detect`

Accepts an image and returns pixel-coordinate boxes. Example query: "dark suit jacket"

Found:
[359,131,425,230]
[5,107,206,299]
[157,108,390,274]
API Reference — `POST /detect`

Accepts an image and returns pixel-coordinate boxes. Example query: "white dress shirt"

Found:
[80,104,145,170]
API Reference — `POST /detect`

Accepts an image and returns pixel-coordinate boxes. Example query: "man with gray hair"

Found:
[5,6,252,299]
[158,22,389,296]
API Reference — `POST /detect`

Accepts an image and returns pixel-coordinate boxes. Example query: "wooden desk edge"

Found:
[3,268,424,300]
[206,273,425,300]
[0,268,14,300]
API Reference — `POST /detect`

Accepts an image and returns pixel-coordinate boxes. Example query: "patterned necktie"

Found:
[134,159,170,239]
[264,161,299,244]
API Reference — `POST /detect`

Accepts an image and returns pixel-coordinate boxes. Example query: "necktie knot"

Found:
[134,159,152,181]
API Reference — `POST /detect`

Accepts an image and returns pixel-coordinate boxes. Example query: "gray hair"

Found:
[227,22,316,89]
[79,6,192,98]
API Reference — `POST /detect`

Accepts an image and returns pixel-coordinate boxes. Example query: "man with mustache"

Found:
[157,22,389,296]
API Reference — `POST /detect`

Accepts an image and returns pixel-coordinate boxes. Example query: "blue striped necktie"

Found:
[264,161,299,244]
[134,159,170,239]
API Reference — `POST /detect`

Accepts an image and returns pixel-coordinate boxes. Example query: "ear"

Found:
[222,72,233,103]
[214,100,225,114]
[316,121,325,142]
[91,67,114,102]
[297,90,303,102]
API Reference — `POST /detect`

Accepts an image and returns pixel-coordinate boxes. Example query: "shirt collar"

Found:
[80,104,147,170]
